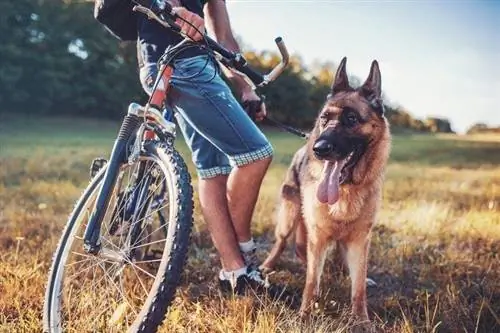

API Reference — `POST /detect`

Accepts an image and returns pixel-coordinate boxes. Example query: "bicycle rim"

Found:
[45,148,188,332]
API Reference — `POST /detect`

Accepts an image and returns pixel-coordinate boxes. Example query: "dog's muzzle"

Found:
[312,139,333,159]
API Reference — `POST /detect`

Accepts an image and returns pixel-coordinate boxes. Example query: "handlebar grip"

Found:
[202,36,266,86]
[154,1,182,32]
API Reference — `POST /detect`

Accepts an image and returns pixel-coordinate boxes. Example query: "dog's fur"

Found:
[261,57,391,323]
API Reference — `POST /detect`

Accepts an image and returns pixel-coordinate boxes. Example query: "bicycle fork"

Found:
[83,112,142,254]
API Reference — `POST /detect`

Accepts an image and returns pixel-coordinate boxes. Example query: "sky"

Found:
[225,0,500,133]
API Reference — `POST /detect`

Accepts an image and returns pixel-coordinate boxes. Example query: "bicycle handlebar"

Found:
[132,4,290,87]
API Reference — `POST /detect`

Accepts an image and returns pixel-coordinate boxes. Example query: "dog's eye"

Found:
[319,113,329,126]
[343,112,359,126]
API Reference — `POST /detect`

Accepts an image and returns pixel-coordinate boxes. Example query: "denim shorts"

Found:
[139,55,273,179]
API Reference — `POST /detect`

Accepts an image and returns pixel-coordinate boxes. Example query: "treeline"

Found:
[466,123,500,135]
[0,0,452,133]
[242,50,454,133]
[382,107,454,134]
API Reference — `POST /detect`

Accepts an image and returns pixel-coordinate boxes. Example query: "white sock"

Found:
[219,266,247,281]
[239,238,256,253]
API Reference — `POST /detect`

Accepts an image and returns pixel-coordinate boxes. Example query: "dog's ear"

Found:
[360,60,382,100]
[330,57,350,96]
[360,60,385,116]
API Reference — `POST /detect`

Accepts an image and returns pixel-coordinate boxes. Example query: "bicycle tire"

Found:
[43,141,193,333]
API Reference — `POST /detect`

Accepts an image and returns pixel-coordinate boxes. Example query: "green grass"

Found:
[0,116,499,332]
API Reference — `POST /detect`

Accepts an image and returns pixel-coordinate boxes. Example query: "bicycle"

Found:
[43,3,289,333]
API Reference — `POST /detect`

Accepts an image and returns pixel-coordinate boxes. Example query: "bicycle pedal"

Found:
[90,158,108,178]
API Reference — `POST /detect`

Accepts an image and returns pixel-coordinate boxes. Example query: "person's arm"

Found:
[169,0,206,41]
[203,0,266,120]
[202,0,252,96]
[170,0,266,120]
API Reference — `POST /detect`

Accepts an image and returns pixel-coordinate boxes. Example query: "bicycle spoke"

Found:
[131,206,170,247]
[112,161,155,251]
[65,256,105,282]
[116,165,137,250]
[128,238,165,252]
[47,149,192,332]
[132,181,163,220]
[99,235,125,253]
[126,261,151,297]
[117,162,156,221]
[130,258,162,265]
[121,257,157,280]
[132,173,166,221]
[64,256,93,269]
[97,260,138,316]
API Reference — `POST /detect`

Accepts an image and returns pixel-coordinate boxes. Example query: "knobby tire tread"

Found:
[136,142,193,333]
[43,142,194,333]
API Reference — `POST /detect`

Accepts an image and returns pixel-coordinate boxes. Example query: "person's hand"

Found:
[172,7,205,41]
[241,90,267,122]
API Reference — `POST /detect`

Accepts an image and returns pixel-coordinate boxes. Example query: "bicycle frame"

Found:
[82,3,290,254]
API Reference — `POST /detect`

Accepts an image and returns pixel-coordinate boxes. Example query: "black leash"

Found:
[263,116,310,140]
[242,94,310,140]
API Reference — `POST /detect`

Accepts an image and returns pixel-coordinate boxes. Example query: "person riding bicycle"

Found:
[126,0,281,296]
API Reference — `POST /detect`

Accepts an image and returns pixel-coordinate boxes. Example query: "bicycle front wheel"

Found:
[43,141,193,333]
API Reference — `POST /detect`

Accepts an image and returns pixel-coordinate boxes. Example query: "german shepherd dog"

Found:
[261,57,391,323]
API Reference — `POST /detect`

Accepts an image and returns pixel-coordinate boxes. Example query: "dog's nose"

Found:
[313,140,333,158]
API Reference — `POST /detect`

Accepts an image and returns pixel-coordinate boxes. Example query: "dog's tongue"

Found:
[317,160,346,205]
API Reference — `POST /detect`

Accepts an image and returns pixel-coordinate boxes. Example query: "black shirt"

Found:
[137,0,207,67]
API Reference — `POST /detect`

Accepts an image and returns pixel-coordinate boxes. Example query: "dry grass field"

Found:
[1,115,499,332]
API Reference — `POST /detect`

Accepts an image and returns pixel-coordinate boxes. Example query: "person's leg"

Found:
[169,55,274,268]
[173,108,268,283]
[173,113,247,272]
[227,152,272,242]
[140,61,247,273]
[161,55,286,299]
[225,150,272,270]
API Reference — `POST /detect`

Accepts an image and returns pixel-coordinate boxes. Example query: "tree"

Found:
[0,0,143,118]
[466,123,500,135]
[425,117,454,133]
[0,1,455,134]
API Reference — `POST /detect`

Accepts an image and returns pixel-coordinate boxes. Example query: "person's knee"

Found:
[256,154,273,169]
[230,142,274,171]
[196,165,232,180]
[198,174,228,188]
[239,154,273,175]
[253,145,273,168]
